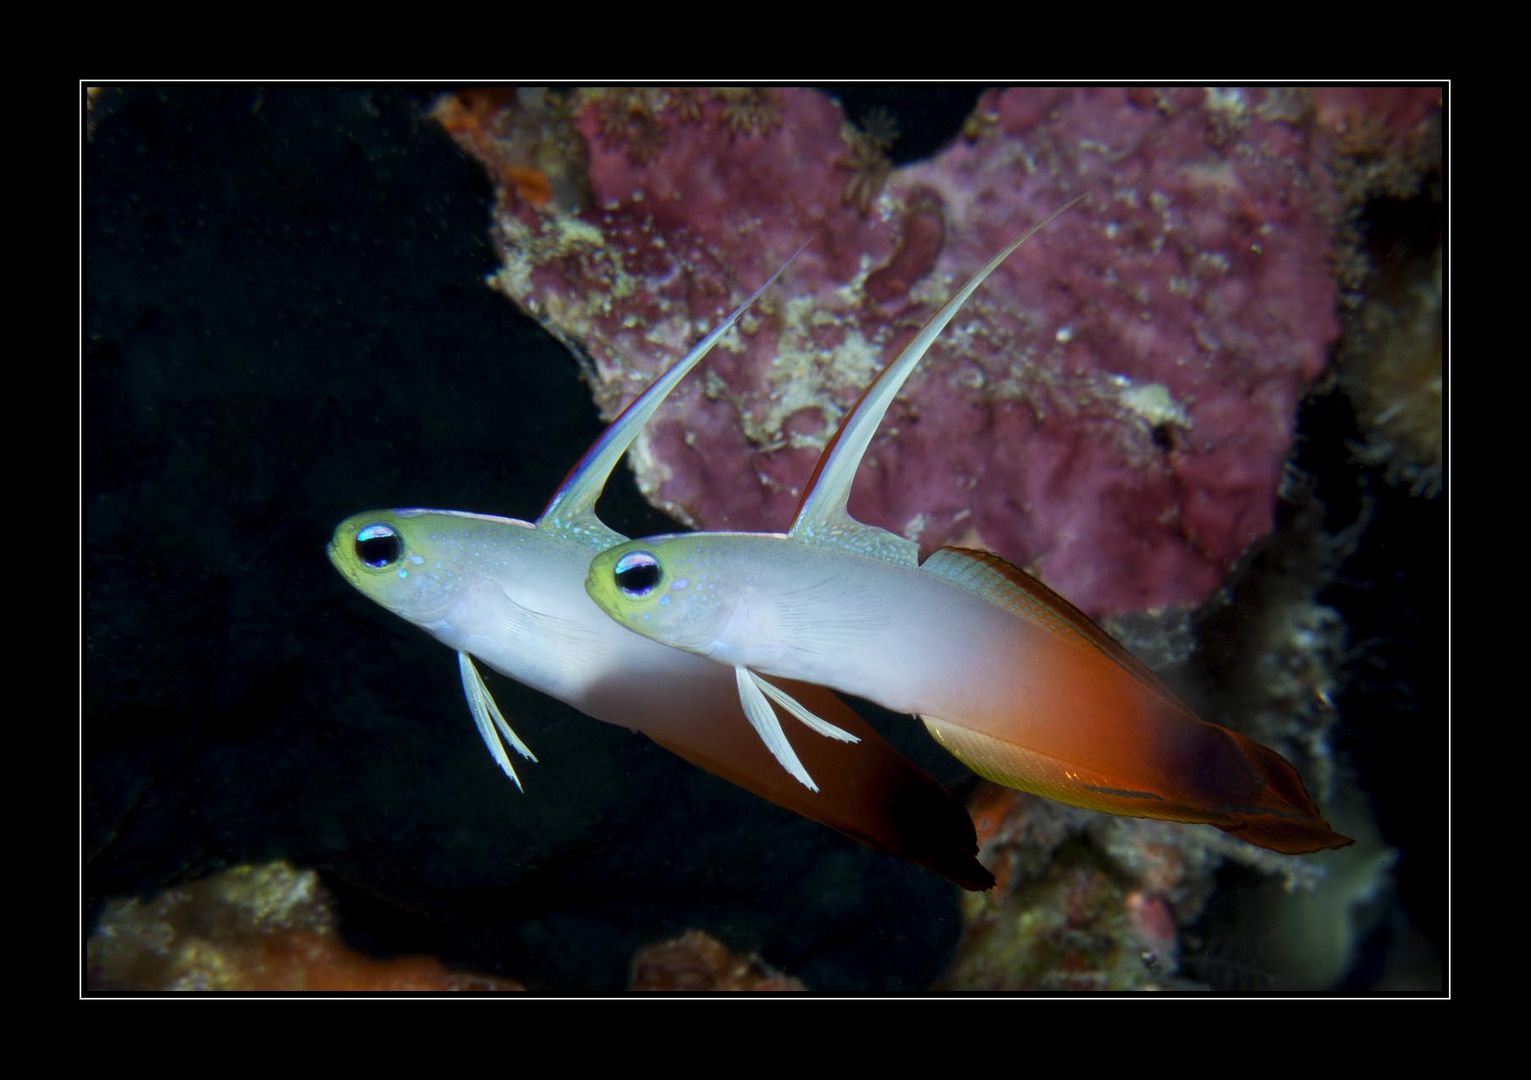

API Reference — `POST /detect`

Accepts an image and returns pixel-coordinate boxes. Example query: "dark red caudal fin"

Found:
[1213,727,1353,855]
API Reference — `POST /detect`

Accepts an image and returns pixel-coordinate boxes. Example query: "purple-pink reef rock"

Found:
[437,87,1418,614]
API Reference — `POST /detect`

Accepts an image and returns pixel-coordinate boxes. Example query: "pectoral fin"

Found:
[458,651,538,791]
[749,670,860,744]
[733,667,868,791]
[735,665,819,791]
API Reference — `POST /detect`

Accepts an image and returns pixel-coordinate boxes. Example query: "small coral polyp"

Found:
[715,87,784,138]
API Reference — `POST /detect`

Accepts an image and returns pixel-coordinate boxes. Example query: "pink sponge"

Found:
[443,87,1404,615]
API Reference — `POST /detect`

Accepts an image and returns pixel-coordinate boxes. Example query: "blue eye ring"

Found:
[355,522,403,570]
[614,550,662,597]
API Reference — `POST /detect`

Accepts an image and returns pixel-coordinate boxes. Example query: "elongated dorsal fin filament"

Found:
[537,243,808,546]
[788,196,1087,562]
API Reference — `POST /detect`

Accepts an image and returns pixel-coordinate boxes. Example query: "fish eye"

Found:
[355,522,403,569]
[613,550,662,597]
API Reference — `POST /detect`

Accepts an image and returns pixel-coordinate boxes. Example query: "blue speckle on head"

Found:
[397,569,408,579]
[671,578,689,590]
[658,594,670,606]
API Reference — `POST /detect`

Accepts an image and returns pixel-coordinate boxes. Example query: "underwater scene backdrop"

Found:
[83,85,1444,992]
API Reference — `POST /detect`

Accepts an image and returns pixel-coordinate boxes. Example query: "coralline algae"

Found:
[439,86,1432,615]
[86,861,525,991]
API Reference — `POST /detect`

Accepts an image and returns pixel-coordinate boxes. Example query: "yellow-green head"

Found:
[584,535,728,654]
[327,509,481,627]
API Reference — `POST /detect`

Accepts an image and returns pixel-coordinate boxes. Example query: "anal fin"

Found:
[921,714,1161,817]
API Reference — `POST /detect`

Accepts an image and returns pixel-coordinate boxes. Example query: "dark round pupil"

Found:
[614,551,661,596]
[355,524,402,569]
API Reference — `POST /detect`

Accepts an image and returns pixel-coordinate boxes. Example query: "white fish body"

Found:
[328,250,994,889]
[586,200,1352,855]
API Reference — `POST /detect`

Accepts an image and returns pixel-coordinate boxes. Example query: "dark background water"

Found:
[83,84,1446,993]
[83,84,987,992]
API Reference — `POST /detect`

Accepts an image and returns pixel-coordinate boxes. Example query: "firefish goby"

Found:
[327,249,994,891]
[585,198,1353,856]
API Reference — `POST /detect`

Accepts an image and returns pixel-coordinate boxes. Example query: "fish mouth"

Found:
[326,533,363,587]
[582,556,608,607]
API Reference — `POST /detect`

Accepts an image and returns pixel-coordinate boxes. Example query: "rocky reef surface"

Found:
[83,85,1444,994]
[438,86,1438,616]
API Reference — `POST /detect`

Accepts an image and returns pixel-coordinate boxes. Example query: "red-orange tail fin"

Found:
[1212,726,1353,854]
